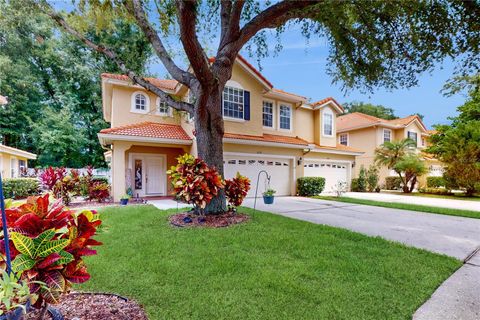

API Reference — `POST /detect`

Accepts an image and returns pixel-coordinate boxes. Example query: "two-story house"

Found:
[98,55,363,201]
[336,112,443,187]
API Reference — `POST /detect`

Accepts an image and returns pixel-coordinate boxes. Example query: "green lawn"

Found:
[384,191,480,202]
[314,196,480,219]
[81,205,460,320]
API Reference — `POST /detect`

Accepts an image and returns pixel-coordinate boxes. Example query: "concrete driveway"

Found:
[244,196,480,259]
[243,196,480,319]
[343,191,480,212]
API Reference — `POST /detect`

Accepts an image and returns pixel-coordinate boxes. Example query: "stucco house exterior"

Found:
[98,55,363,201]
[336,112,443,187]
[0,95,37,178]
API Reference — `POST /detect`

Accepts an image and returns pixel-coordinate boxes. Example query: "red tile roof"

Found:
[271,88,307,100]
[311,97,345,112]
[337,112,427,132]
[100,122,191,140]
[224,133,309,146]
[101,73,178,91]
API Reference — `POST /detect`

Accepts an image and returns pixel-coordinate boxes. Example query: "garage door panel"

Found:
[304,161,348,194]
[224,156,292,197]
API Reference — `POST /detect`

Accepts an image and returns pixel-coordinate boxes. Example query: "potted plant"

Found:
[262,188,276,204]
[0,271,36,320]
[120,194,131,205]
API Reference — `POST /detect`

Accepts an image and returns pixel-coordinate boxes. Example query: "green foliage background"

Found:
[0,1,152,167]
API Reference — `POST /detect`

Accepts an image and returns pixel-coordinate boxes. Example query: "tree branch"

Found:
[38,1,194,114]
[234,1,321,52]
[218,0,244,52]
[175,0,214,86]
[130,0,196,88]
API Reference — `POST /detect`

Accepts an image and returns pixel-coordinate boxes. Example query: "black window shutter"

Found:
[244,90,250,120]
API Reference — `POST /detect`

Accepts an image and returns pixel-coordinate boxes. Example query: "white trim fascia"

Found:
[224,151,296,160]
[307,144,364,156]
[223,138,306,149]
[0,145,37,159]
[263,90,306,104]
[313,100,344,114]
[236,59,272,90]
[103,78,176,94]
[98,133,192,145]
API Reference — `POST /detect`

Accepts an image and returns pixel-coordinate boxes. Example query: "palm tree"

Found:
[375,138,417,192]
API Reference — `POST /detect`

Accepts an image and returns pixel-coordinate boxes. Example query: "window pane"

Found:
[223,86,244,119]
[323,113,333,135]
[279,105,291,130]
[340,134,348,146]
[263,101,273,127]
[135,94,146,110]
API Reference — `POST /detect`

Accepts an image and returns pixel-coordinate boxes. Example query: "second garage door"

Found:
[224,155,292,197]
[304,161,349,193]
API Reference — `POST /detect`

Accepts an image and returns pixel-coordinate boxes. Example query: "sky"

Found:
[149,27,467,130]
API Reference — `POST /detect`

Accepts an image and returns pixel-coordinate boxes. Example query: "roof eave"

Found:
[223,138,307,149]
[97,133,192,146]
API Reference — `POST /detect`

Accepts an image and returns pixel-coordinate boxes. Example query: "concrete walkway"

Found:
[344,191,480,212]
[243,196,480,320]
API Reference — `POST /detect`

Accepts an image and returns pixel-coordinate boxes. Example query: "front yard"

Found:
[81,205,460,319]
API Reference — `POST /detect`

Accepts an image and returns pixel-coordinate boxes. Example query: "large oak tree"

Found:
[35,0,480,213]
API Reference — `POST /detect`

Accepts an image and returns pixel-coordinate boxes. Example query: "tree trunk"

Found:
[194,84,227,214]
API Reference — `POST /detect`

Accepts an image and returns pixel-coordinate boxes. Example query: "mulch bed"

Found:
[24,292,148,320]
[169,211,249,228]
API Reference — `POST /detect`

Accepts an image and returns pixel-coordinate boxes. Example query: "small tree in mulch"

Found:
[167,154,224,215]
[167,155,250,227]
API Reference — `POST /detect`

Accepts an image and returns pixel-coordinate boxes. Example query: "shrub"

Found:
[167,154,224,213]
[427,176,446,188]
[351,178,360,192]
[297,177,326,196]
[225,172,251,208]
[385,176,402,190]
[418,187,453,196]
[366,165,379,192]
[354,166,367,192]
[1,194,102,308]
[87,182,110,203]
[2,178,40,199]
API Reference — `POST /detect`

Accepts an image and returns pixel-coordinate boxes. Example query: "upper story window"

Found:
[339,133,348,146]
[156,98,171,116]
[407,131,418,145]
[323,110,333,136]
[263,101,273,128]
[223,86,244,119]
[421,137,426,146]
[131,91,150,114]
[279,104,291,130]
[383,129,392,143]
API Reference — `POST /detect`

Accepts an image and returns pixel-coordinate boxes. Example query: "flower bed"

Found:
[169,211,249,228]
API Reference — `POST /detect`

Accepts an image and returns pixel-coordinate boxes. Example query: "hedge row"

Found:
[3,178,40,199]
[426,176,445,188]
[385,177,402,190]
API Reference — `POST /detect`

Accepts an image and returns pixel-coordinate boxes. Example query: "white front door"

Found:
[146,157,166,195]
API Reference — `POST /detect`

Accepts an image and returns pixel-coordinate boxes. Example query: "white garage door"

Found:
[304,161,349,194]
[224,155,292,197]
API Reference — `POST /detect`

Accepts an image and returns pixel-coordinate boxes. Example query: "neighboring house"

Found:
[98,55,363,201]
[0,95,37,178]
[336,112,443,187]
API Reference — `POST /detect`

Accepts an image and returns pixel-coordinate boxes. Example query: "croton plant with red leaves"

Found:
[0,194,102,307]
[225,172,251,208]
[167,154,224,212]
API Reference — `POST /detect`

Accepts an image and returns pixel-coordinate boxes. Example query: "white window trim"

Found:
[155,97,172,117]
[383,128,392,143]
[131,91,150,114]
[222,85,245,121]
[322,108,334,137]
[278,103,293,132]
[262,100,275,130]
[339,133,349,146]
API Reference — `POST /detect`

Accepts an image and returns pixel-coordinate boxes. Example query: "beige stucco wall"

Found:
[110,86,182,128]
[0,153,30,179]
